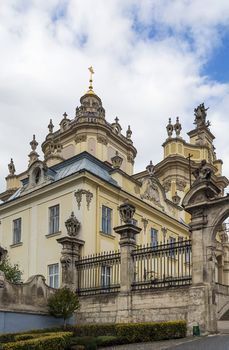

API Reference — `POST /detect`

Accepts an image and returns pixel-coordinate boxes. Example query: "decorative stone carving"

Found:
[74,189,93,210]
[146,160,155,176]
[176,179,187,191]
[48,119,54,134]
[75,134,87,143]
[141,178,160,204]
[30,134,38,151]
[127,153,134,165]
[166,118,173,138]
[85,191,93,210]
[0,271,5,288]
[0,246,7,262]
[126,125,132,139]
[111,117,122,135]
[174,117,182,137]
[193,160,213,182]
[194,103,210,128]
[111,151,123,169]
[141,218,148,233]
[97,135,108,145]
[8,158,15,175]
[118,201,135,223]
[161,227,167,240]
[28,135,39,166]
[163,179,171,192]
[60,112,71,132]
[172,192,181,205]
[65,212,80,237]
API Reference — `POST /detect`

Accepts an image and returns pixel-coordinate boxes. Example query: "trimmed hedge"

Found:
[68,320,186,343]
[67,324,116,337]
[0,328,62,344]
[70,336,97,350]
[1,332,73,350]
[96,336,119,347]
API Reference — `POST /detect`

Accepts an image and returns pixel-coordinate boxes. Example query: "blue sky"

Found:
[0,0,229,192]
[203,29,229,83]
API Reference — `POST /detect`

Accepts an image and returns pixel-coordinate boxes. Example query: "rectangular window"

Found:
[48,263,59,288]
[101,266,111,287]
[101,205,112,235]
[169,236,176,257]
[13,218,21,244]
[49,205,59,234]
[150,228,158,247]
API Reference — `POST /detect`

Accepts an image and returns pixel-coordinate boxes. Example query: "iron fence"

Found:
[76,250,121,295]
[132,239,192,291]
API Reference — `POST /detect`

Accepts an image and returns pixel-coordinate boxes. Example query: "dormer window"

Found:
[34,167,41,184]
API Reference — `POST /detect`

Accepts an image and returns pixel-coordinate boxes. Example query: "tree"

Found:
[48,287,80,328]
[0,257,22,283]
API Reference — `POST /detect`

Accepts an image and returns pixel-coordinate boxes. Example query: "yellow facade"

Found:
[0,83,227,287]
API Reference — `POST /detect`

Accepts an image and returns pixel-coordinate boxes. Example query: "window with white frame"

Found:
[150,228,158,247]
[48,263,59,288]
[13,218,22,245]
[101,205,112,235]
[49,205,59,234]
[101,265,111,287]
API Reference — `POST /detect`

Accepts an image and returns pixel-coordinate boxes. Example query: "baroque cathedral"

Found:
[0,69,228,288]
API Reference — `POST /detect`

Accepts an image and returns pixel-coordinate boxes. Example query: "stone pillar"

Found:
[114,202,141,322]
[57,212,84,290]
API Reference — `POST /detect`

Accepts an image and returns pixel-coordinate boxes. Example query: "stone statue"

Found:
[8,158,15,175]
[193,160,212,182]
[194,103,210,128]
[48,119,54,134]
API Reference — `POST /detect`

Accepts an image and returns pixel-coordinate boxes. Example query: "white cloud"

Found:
[0,0,229,192]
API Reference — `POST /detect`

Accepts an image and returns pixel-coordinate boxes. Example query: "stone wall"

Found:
[76,287,190,325]
[0,272,70,333]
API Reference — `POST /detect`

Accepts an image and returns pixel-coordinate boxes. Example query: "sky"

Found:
[1,0,229,193]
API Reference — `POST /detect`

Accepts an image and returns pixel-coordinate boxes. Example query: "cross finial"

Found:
[115,116,119,123]
[63,112,68,119]
[88,66,94,92]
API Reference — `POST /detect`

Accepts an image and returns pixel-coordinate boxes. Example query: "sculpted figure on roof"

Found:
[194,103,210,128]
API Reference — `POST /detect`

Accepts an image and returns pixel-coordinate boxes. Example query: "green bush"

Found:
[116,321,186,343]
[1,332,73,350]
[67,324,116,337]
[48,287,80,329]
[68,320,186,343]
[95,336,119,347]
[0,328,62,344]
[70,336,97,350]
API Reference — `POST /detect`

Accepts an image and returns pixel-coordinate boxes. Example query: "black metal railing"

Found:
[132,239,192,291]
[76,250,121,295]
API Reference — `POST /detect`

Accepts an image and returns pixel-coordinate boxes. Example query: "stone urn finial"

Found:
[65,212,80,237]
[166,118,173,138]
[146,160,155,176]
[118,201,135,224]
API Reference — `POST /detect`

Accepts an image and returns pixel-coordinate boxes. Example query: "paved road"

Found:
[168,335,229,349]
[101,335,229,350]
